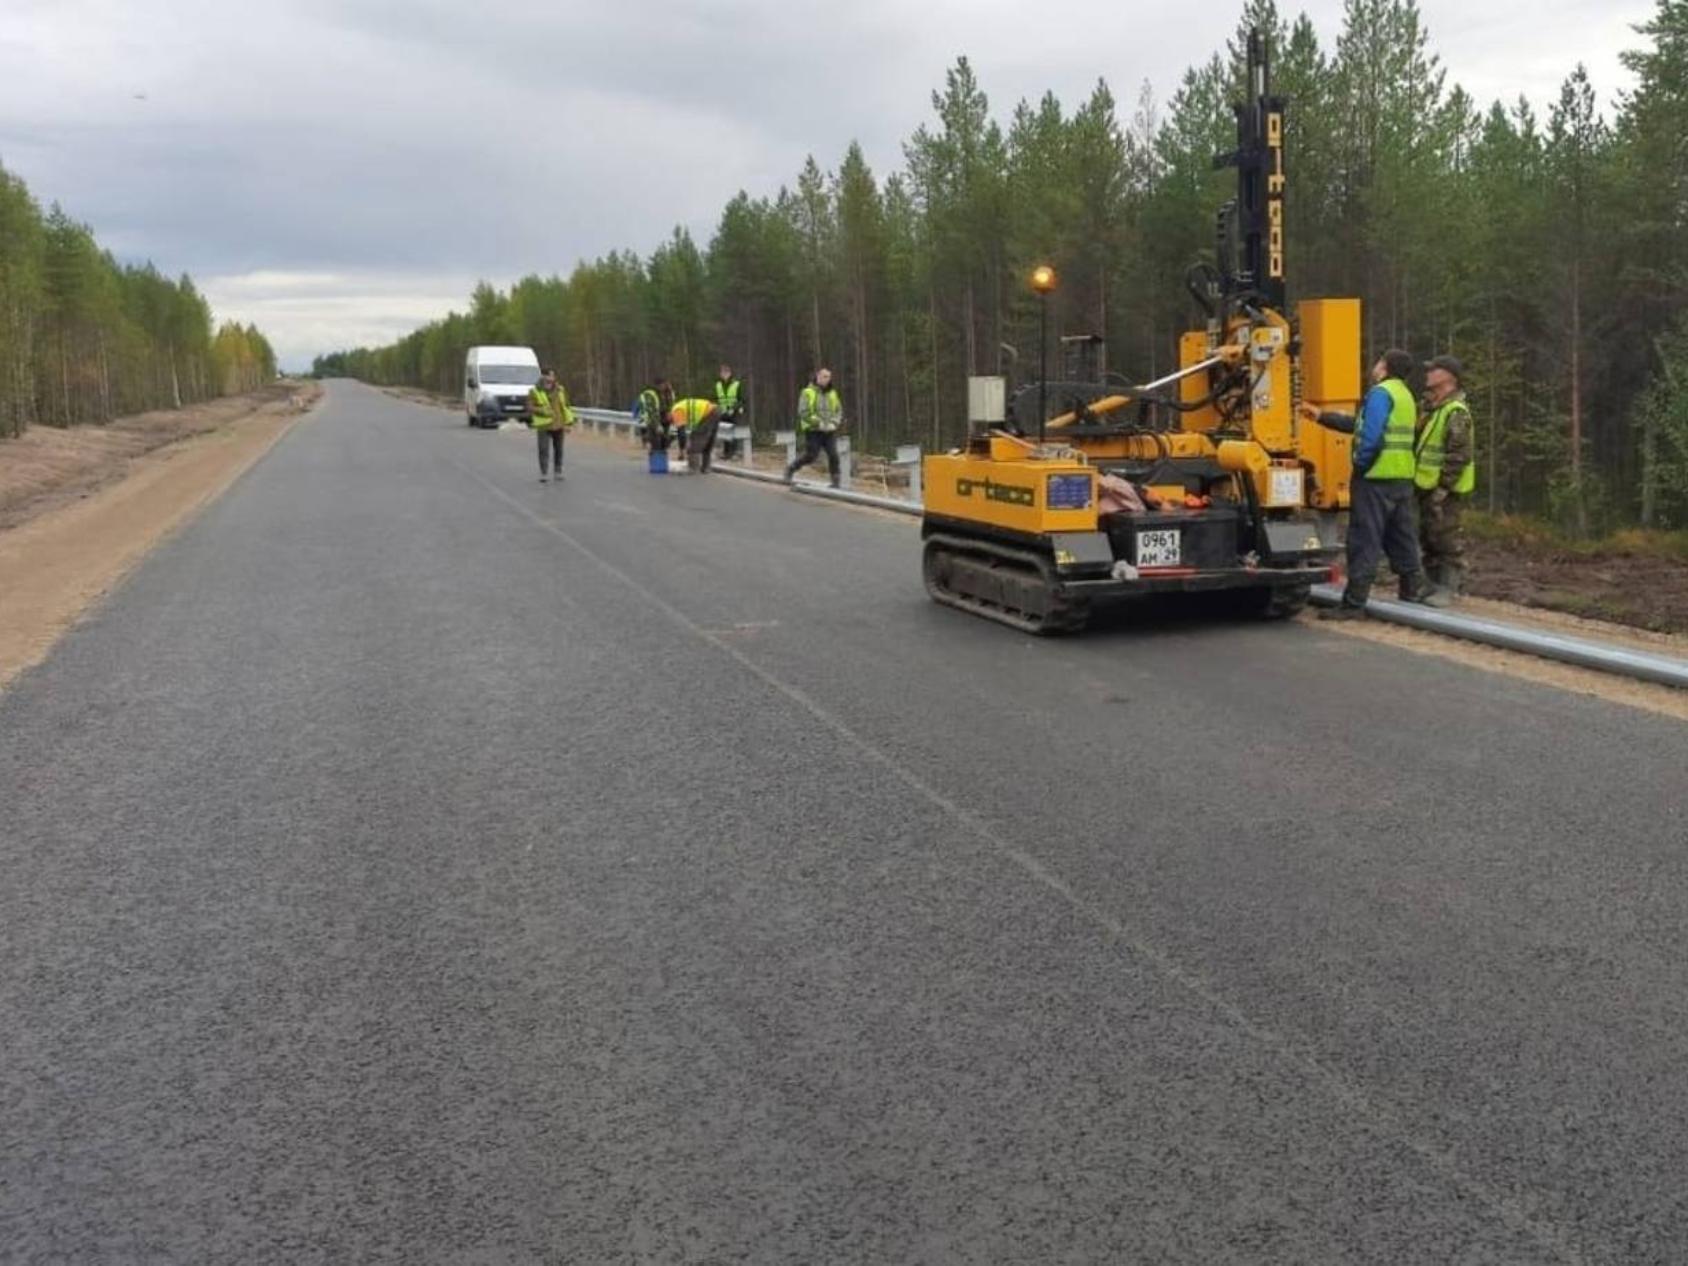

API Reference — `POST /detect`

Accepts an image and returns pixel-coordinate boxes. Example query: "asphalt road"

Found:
[4,380,1686,1263]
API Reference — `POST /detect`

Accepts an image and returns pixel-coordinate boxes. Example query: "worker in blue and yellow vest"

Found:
[714,364,744,461]
[1299,348,1430,619]
[670,397,719,473]
[527,367,574,483]
[783,367,844,488]
[1415,354,1476,608]
[638,377,675,454]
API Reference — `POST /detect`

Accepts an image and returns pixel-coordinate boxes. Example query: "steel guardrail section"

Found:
[1309,585,1688,689]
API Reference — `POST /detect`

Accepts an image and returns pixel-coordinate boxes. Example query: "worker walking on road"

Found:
[715,363,744,460]
[528,367,574,483]
[1299,348,1429,619]
[671,397,721,473]
[1416,354,1477,608]
[783,368,844,488]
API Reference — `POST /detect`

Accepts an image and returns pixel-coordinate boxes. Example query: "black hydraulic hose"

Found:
[1185,262,1219,318]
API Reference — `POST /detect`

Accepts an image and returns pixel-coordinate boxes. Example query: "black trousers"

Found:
[1343,476,1421,604]
[718,413,743,458]
[536,427,563,474]
[687,416,720,471]
[789,430,840,484]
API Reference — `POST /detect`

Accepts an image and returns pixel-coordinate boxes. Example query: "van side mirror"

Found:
[466,376,477,389]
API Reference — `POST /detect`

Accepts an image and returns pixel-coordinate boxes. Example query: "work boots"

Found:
[1423,564,1463,608]
[1319,580,1371,620]
[1397,570,1432,603]
[1319,603,1367,621]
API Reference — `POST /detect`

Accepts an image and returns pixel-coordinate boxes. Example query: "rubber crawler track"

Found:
[922,533,1091,635]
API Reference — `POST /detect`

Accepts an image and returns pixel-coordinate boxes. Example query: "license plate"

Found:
[1136,529,1181,567]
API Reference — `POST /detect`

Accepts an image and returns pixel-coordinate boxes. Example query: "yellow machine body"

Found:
[1172,298,1360,511]
[923,434,1099,537]
[1294,297,1361,509]
[918,29,1352,635]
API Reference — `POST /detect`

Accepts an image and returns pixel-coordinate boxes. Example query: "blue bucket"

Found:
[647,450,668,474]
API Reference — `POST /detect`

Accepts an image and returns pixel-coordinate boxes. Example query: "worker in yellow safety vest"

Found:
[1298,348,1429,618]
[715,364,745,460]
[528,367,574,483]
[638,377,675,454]
[669,397,720,474]
[783,368,844,488]
[1416,354,1477,607]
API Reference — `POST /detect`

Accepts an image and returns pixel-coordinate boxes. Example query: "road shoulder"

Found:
[0,392,317,691]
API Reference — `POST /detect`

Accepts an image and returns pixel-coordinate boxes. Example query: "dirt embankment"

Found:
[1464,537,1688,636]
[0,383,320,690]
[0,382,320,531]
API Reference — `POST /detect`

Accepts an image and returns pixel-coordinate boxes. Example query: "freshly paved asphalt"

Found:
[3,380,1686,1263]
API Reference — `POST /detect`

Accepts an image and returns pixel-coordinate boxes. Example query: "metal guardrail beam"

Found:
[714,465,922,516]
[571,404,1688,689]
[1309,585,1688,689]
[573,407,634,425]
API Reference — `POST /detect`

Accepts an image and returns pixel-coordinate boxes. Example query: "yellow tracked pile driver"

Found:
[922,31,1360,634]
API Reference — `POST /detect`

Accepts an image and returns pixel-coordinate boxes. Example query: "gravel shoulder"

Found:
[0,386,318,690]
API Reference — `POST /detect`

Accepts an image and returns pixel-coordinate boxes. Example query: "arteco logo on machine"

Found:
[955,477,1035,507]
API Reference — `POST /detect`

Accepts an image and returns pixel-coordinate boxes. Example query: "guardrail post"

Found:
[893,444,922,504]
[740,426,755,467]
[836,436,852,486]
[775,430,796,470]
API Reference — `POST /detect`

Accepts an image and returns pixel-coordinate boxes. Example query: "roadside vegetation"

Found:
[1466,514,1688,566]
[0,163,276,440]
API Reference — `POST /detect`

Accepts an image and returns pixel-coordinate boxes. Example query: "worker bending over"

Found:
[670,397,721,473]
[1299,348,1429,618]
[528,367,574,483]
[1416,354,1476,607]
[783,368,844,488]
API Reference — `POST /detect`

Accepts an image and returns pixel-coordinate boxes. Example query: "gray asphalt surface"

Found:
[3,380,1686,1263]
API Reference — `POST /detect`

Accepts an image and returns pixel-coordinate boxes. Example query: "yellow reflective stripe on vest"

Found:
[529,385,570,428]
[1415,399,1475,493]
[670,397,714,426]
[1366,379,1419,481]
[800,385,840,431]
[528,386,553,427]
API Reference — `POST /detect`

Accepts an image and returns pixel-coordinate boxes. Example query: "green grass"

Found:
[1464,512,1688,563]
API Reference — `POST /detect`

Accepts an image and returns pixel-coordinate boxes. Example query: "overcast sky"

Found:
[0,0,1655,370]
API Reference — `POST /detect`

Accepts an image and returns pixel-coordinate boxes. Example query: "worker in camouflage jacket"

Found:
[1415,354,1476,608]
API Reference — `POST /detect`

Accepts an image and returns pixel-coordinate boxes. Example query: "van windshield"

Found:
[479,365,539,387]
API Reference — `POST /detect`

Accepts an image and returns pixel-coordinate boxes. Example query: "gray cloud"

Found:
[0,0,1653,368]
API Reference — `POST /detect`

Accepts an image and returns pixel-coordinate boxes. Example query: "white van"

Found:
[464,346,541,428]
